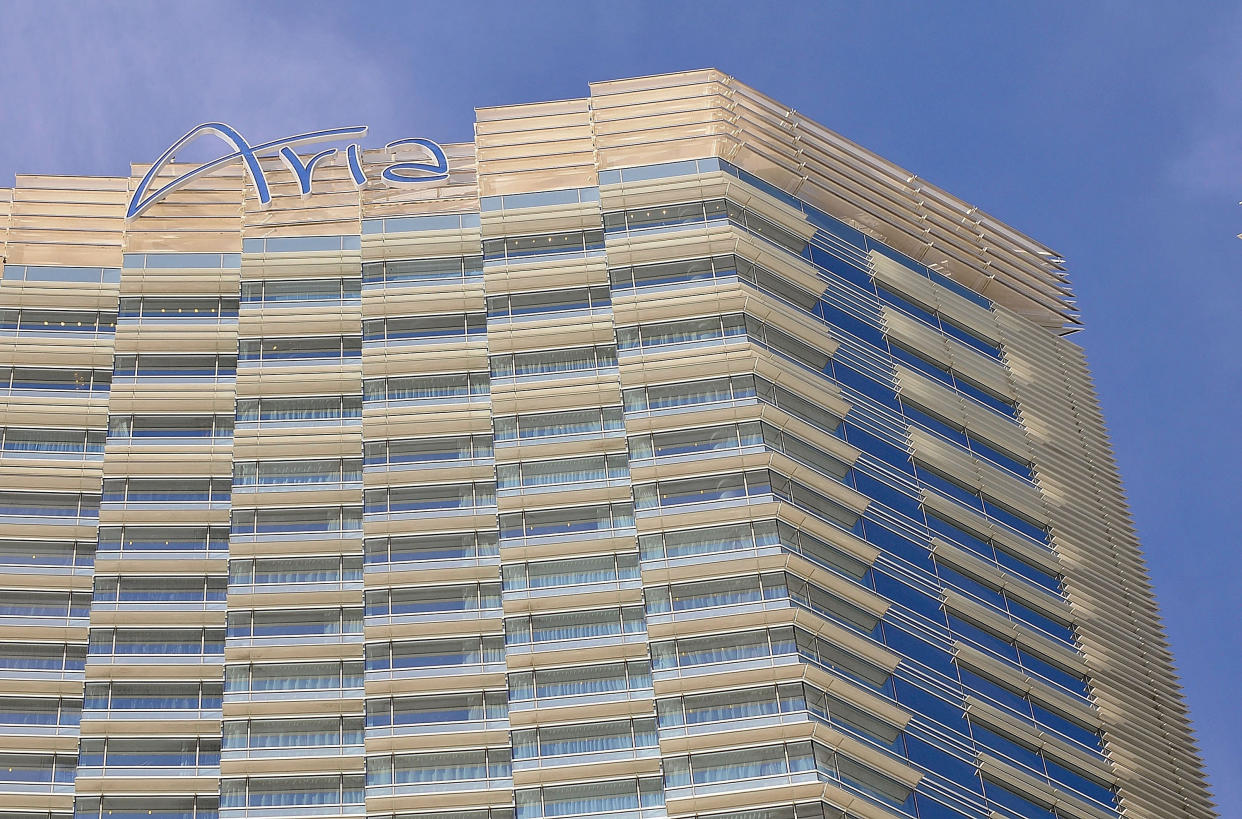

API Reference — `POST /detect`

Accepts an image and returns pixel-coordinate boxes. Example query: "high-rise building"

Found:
[0,69,1214,819]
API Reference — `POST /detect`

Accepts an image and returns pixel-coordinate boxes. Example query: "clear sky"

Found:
[1,1,1238,812]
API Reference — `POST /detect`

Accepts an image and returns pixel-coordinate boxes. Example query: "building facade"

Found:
[0,70,1214,819]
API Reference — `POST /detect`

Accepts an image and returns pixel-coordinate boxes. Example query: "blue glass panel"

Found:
[894,679,965,729]
[874,571,943,622]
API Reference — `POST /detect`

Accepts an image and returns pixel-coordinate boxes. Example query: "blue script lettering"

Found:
[127,123,448,218]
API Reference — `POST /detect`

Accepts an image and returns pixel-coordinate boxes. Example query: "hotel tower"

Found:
[0,70,1215,819]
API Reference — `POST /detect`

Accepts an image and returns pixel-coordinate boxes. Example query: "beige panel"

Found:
[648,604,899,675]
[630,448,868,515]
[882,306,1013,401]
[943,589,1087,677]
[599,169,815,242]
[993,306,1215,819]
[604,219,825,299]
[921,489,1063,578]
[894,362,1029,462]
[588,71,1073,331]
[965,695,1115,786]
[869,250,1000,346]
[480,200,601,238]
[620,341,851,422]
[977,752,1114,819]
[931,538,1071,626]
[483,252,607,292]
[908,425,1047,527]
[665,779,902,819]
[611,280,837,359]
[475,97,597,196]
[361,225,482,261]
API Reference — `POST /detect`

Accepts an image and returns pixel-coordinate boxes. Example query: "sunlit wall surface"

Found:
[0,70,1214,819]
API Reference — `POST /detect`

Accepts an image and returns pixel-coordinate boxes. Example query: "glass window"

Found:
[90,627,223,656]
[236,394,361,423]
[482,230,603,262]
[77,794,218,819]
[93,575,225,604]
[365,481,495,513]
[0,426,105,456]
[491,344,617,379]
[240,276,360,304]
[227,607,362,638]
[230,505,362,535]
[85,681,220,712]
[3,264,120,283]
[608,252,817,306]
[366,434,492,466]
[226,661,363,694]
[624,374,840,433]
[221,773,364,807]
[102,477,230,504]
[494,406,624,442]
[367,582,501,616]
[372,747,510,784]
[1,366,110,392]
[364,372,489,402]
[113,353,236,378]
[118,295,238,320]
[515,775,663,819]
[367,636,505,671]
[0,751,76,784]
[509,660,650,702]
[0,307,116,334]
[603,198,806,255]
[0,490,99,518]
[504,552,638,591]
[369,691,507,727]
[230,556,362,586]
[507,605,644,645]
[500,502,634,539]
[365,531,498,564]
[98,525,228,554]
[233,457,361,487]
[0,537,93,567]
[0,641,86,671]
[651,627,793,670]
[108,414,232,438]
[0,695,80,726]
[488,286,611,318]
[513,717,656,759]
[364,311,484,341]
[239,334,361,362]
[363,255,483,286]
[497,453,627,489]
[224,716,363,749]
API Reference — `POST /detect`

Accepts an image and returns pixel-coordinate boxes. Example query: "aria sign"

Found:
[126,123,448,219]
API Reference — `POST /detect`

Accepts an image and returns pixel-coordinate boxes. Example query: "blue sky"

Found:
[1,0,1239,811]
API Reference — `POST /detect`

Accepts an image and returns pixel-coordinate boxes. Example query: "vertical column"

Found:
[477,93,665,819]
[359,209,511,818]
[995,307,1208,819]
[0,176,126,819]
[223,231,366,819]
[478,141,664,819]
[357,142,515,819]
[596,156,918,818]
[221,139,369,819]
[81,250,238,819]
[865,249,1124,819]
